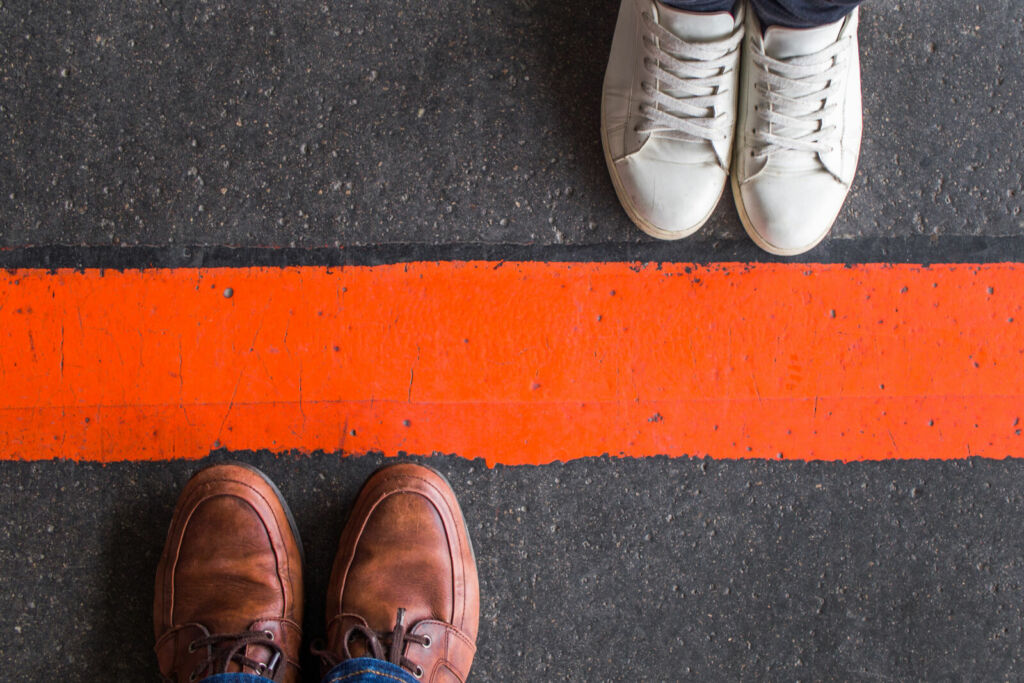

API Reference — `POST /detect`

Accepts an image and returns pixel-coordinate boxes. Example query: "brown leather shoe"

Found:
[154,463,304,682]
[320,464,479,682]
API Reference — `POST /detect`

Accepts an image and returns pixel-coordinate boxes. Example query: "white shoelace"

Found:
[750,35,850,157]
[636,3,743,144]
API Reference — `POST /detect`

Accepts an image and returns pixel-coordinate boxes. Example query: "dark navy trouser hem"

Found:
[658,0,863,29]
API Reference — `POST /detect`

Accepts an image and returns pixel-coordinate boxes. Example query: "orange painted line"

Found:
[0,262,1021,465]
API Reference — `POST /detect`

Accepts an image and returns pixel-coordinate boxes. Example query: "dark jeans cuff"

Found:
[322,657,420,683]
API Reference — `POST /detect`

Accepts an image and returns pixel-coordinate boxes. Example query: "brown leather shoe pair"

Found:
[154,463,479,683]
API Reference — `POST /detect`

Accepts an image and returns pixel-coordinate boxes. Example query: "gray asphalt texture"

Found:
[3,453,1024,681]
[1,1,1022,251]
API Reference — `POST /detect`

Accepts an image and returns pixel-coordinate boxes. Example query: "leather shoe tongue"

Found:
[763,19,843,59]
[346,639,370,659]
[655,2,735,42]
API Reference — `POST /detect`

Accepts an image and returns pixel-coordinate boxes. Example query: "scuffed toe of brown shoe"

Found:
[154,463,304,683]
[323,463,479,682]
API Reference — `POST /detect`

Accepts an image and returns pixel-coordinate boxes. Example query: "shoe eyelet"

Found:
[264,630,275,641]
[414,665,424,678]
[422,635,432,649]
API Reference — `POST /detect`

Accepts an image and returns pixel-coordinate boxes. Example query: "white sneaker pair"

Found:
[601,0,861,255]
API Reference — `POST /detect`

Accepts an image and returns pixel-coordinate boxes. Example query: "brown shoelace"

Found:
[162,630,284,682]
[313,608,430,678]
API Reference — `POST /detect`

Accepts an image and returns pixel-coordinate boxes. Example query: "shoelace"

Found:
[163,630,283,682]
[313,608,431,679]
[636,1,744,144]
[750,34,850,157]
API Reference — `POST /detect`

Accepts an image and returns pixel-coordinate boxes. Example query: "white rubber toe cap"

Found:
[612,152,727,240]
[735,170,849,255]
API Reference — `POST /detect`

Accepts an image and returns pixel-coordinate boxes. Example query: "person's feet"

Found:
[602,0,744,239]
[153,463,304,683]
[732,7,862,255]
[320,464,479,682]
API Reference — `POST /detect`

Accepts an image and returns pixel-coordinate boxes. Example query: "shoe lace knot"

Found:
[313,608,431,679]
[163,629,283,682]
[750,34,852,158]
[636,1,744,144]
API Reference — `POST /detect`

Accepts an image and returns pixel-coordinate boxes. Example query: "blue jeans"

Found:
[660,0,862,28]
[202,657,419,683]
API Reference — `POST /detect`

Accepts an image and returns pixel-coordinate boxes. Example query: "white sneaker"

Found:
[602,0,744,240]
[732,8,862,255]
